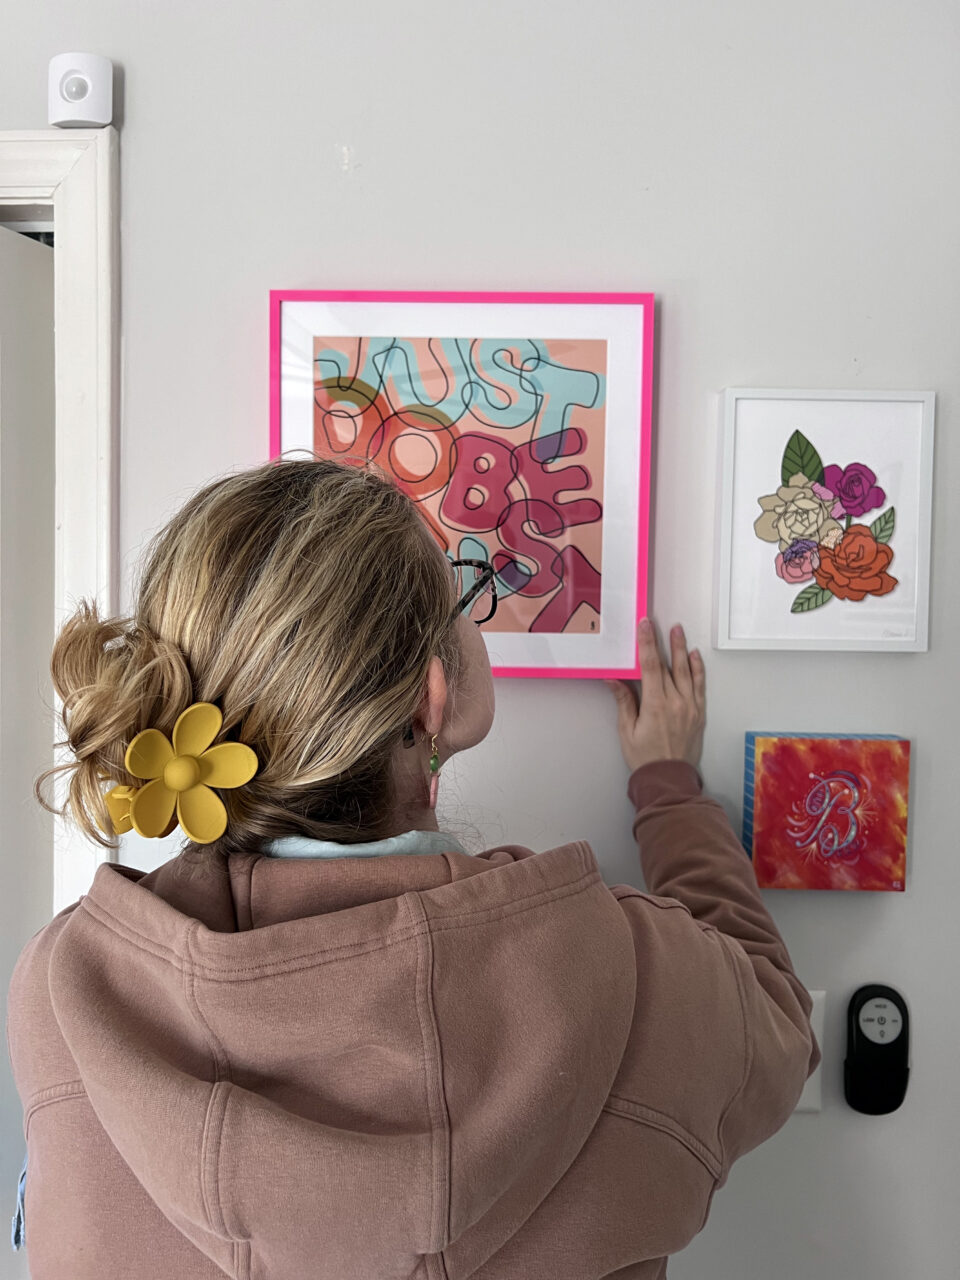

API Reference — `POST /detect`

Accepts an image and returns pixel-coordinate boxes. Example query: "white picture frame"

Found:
[714,388,935,652]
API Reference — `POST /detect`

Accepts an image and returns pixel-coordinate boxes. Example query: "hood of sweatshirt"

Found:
[41,840,637,1277]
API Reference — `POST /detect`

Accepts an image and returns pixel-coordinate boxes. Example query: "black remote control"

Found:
[844,984,909,1114]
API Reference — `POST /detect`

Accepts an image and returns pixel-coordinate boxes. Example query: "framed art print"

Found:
[270,290,654,678]
[743,733,910,891]
[714,389,935,651]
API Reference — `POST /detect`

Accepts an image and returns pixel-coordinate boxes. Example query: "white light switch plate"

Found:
[794,990,826,1113]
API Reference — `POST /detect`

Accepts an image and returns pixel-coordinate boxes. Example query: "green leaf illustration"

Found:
[791,583,833,613]
[781,431,825,486]
[870,507,895,544]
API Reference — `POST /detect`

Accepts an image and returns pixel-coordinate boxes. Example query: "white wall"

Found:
[3,2,958,1276]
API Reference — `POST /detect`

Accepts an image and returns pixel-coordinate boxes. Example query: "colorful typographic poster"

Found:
[272,292,653,678]
[311,336,607,635]
[743,733,910,891]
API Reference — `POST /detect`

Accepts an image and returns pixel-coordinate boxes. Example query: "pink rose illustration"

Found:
[823,462,886,519]
[775,538,821,585]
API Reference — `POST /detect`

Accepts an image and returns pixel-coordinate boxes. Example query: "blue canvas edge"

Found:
[742,733,757,858]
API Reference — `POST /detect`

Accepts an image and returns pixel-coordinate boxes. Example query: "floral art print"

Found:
[753,431,897,616]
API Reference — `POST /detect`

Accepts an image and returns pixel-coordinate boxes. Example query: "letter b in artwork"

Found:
[441,433,516,534]
[442,428,602,539]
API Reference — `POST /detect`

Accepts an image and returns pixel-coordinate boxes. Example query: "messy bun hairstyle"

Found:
[39,458,461,854]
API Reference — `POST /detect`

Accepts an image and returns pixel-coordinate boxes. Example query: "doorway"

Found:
[0,218,54,1280]
[0,128,118,1279]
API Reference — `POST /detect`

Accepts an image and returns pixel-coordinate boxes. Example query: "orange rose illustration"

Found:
[814,525,898,602]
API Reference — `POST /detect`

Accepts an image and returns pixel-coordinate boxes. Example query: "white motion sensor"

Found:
[48,53,113,128]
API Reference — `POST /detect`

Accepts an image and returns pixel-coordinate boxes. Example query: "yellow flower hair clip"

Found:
[105,702,258,845]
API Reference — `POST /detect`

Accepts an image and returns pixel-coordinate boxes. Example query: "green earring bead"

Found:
[429,735,440,809]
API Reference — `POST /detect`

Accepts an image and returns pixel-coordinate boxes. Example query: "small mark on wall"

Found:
[334,144,362,174]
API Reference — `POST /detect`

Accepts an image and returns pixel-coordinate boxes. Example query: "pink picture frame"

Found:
[269,290,654,679]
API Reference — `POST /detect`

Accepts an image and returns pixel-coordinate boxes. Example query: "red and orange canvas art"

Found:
[743,733,910,891]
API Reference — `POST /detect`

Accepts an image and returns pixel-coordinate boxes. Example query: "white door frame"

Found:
[0,128,119,912]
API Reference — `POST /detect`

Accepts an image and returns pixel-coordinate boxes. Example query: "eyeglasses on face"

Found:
[450,558,498,625]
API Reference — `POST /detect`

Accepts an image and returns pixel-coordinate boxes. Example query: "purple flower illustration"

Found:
[776,539,820,585]
[823,462,886,519]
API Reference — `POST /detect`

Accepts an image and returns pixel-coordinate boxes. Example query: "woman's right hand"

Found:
[606,619,706,772]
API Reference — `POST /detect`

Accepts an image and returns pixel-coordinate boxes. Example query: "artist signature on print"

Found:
[786,770,870,863]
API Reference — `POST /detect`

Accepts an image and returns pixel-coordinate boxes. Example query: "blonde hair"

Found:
[40,458,460,853]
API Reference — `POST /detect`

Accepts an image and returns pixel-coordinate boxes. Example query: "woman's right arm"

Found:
[609,620,821,1176]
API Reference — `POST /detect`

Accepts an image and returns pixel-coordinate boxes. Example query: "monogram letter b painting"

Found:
[271,292,653,679]
[743,733,910,891]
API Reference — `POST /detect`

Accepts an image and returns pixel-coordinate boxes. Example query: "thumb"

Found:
[605,679,638,735]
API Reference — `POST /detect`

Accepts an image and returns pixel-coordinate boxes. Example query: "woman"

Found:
[8,458,818,1280]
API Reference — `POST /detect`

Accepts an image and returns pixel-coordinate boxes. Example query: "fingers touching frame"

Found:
[669,625,693,698]
[636,619,665,701]
[607,678,640,735]
[690,646,706,713]
[639,619,705,710]
[607,619,706,714]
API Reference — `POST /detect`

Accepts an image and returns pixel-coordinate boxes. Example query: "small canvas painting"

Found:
[743,733,910,891]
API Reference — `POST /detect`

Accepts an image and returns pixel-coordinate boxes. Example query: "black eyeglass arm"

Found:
[449,559,497,622]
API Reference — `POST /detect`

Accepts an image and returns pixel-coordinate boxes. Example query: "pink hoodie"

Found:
[7,761,819,1279]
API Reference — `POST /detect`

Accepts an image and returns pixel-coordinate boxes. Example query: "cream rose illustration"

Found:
[754,472,843,551]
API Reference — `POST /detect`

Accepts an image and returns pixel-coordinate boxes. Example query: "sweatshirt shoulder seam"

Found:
[185,920,233,1078]
[23,1079,87,1130]
[186,923,237,1243]
[610,886,690,911]
[75,859,602,979]
[199,1080,232,1239]
[602,1096,722,1179]
[404,893,452,1253]
[712,935,752,1178]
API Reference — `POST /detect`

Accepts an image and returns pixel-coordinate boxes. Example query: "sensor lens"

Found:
[60,73,90,103]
